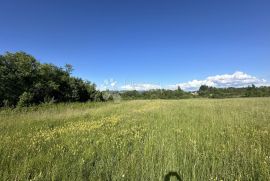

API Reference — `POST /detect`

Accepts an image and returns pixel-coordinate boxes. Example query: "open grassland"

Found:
[0,98,270,180]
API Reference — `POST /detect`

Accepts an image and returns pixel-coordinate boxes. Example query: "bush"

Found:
[17,92,34,107]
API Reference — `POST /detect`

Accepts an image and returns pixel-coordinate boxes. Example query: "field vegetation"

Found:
[1,98,270,180]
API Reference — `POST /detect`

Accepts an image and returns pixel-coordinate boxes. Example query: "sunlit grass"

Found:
[0,98,270,180]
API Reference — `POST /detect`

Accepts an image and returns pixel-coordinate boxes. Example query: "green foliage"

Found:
[120,88,193,100]
[102,91,114,101]
[0,52,102,107]
[0,52,39,106]
[17,92,34,107]
[93,91,104,102]
[198,84,270,98]
[119,85,270,100]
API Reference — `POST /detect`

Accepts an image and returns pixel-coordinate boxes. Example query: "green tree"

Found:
[0,51,102,107]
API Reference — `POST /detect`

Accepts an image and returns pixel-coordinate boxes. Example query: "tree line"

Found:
[119,86,193,99]
[1,51,270,107]
[198,84,270,98]
[118,85,270,100]
[0,52,104,107]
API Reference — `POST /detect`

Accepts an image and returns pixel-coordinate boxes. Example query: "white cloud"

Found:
[121,83,161,91]
[169,71,269,91]
[98,78,118,91]
[99,72,269,91]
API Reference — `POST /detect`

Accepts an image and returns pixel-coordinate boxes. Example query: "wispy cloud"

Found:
[168,71,269,91]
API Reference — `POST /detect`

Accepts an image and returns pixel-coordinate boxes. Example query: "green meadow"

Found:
[0,98,270,180]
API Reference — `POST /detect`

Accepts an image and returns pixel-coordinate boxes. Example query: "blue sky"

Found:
[0,0,270,90]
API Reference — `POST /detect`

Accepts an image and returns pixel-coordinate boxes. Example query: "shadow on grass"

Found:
[164,171,182,181]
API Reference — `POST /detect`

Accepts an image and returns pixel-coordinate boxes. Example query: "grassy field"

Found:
[0,98,270,180]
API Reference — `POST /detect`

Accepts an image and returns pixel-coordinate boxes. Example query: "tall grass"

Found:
[0,98,270,180]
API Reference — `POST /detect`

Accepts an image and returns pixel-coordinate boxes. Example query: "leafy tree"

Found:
[0,52,102,107]
[0,52,39,106]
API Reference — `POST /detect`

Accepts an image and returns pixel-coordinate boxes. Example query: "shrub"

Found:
[17,92,34,107]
